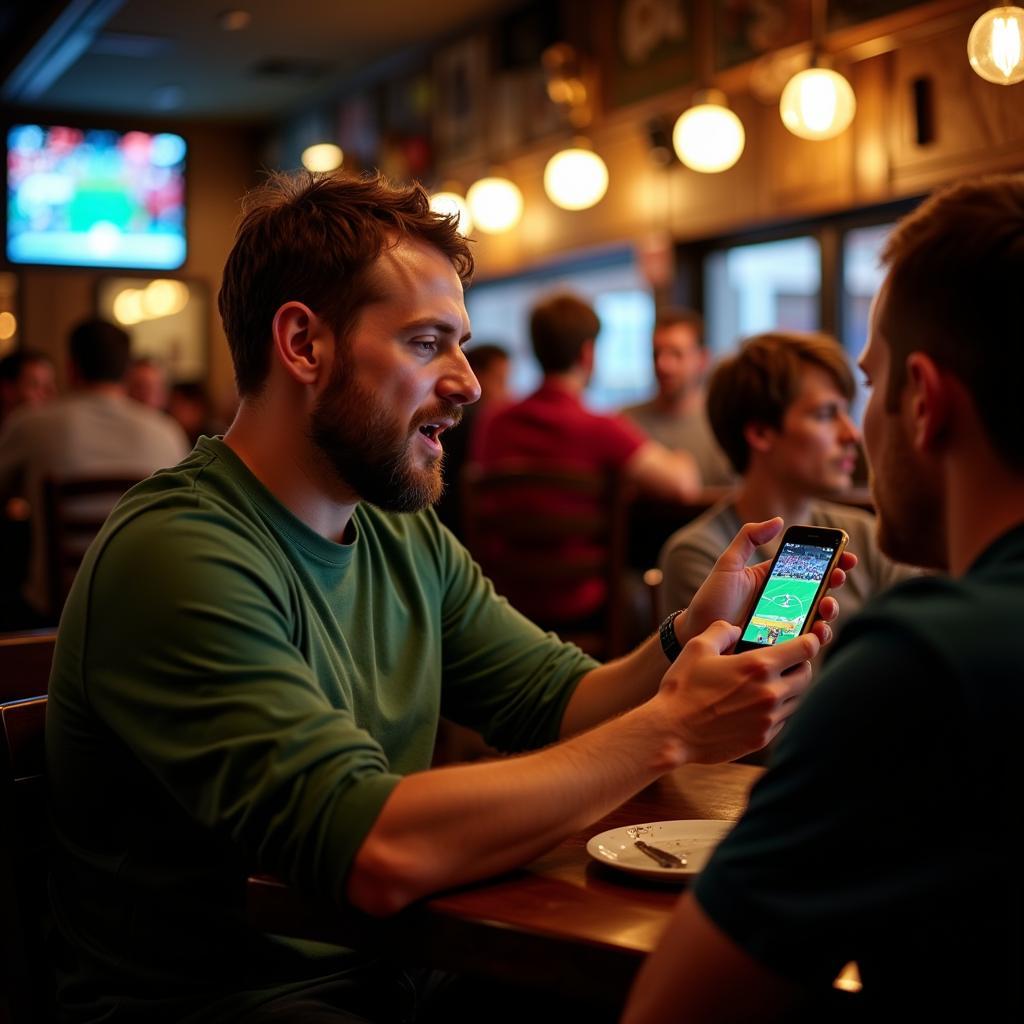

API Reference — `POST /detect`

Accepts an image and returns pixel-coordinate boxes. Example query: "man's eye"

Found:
[412,338,438,353]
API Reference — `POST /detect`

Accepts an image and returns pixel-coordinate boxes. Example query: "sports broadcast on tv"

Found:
[6,124,187,270]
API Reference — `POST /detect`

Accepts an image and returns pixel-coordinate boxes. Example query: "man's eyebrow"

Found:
[402,318,472,344]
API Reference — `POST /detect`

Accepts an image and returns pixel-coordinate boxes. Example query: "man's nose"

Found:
[439,349,481,406]
[840,412,860,444]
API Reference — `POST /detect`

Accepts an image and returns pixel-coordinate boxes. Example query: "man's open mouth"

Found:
[418,422,446,442]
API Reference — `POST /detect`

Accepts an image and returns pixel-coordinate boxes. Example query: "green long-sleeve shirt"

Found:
[47,437,596,1022]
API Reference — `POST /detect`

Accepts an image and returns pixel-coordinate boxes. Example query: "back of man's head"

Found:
[218,170,474,397]
[708,331,854,475]
[881,174,1024,474]
[68,319,131,384]
[529,293,600,374]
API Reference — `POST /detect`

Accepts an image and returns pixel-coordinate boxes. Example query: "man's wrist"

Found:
[659,610,684,663]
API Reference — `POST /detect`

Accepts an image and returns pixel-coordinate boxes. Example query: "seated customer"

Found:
[0,319,188,624]
[621,307,733,485]
[434,342,509,539]
[625,175,1024,1022]
[659,331,913,637]
[476,293,701,627]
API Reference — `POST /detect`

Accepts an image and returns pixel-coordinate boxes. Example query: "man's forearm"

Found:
[559,630,670,737]
[346,697,683,916]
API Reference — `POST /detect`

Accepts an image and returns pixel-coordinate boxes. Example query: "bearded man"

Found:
[47,172,846,1023]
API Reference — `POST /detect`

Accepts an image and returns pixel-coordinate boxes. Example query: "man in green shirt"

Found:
[624,178,1024,1020]
[47,171,845,1023]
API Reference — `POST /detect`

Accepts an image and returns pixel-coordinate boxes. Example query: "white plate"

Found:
[586,819,735,881]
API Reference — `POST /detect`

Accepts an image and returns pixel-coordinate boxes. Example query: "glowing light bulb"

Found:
[672,94,745,173]
[968,6,1024,84]
[429,191,473,235]
[780,67,856,140]
[543,148,609,210]
[301,143,343,172]
[466,177,523,234]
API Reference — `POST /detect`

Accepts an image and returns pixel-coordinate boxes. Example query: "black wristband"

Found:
[659,610,683,663]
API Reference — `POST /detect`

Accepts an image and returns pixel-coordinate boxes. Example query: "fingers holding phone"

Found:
[655,620,818,765]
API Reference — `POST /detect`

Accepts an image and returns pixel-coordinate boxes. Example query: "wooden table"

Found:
[247,762,761,1006]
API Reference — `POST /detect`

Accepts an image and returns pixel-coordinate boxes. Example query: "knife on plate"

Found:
[634,839,687,868]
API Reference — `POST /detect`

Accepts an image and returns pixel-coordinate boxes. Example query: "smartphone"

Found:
[733,525,848,654]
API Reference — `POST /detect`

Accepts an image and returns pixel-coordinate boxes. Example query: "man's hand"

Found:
[677,518,857,649]
[652,619,817,765]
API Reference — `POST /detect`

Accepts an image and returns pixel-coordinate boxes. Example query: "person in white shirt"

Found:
[0,318,189,624]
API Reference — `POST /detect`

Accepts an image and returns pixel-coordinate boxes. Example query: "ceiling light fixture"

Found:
[779,0,856,140]
[543,144,609,211]
[301,143,343,173]
[541,43,609,211]
[466,177,523,234]
[780,66,856,139]
[968,5,1024,84]
[429,190,473,236]
[672,89,745,173]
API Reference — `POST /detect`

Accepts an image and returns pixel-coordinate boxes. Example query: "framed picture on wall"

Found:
[714,0,812,71]
[433,33,489,164]
[828,0,922,31]
[605,0,695,109]
[95,276,207,382]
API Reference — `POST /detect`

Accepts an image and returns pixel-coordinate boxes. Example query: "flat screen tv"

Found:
[6,123,187,270]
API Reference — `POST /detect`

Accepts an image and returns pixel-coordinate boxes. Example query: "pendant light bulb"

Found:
[466,177,523,234]
[672,91,745,174]
[301,143,343,172]
[429,191,473,236]
[779,67,856,140]
[968,6,1024,84]
[543,147,609,211]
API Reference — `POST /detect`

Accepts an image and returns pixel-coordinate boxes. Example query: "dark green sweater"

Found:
[47,438,596,1022]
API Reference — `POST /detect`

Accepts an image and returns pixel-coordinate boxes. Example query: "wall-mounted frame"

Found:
[95,275,207,381]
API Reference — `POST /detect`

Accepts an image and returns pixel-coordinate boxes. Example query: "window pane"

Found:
[704,236,821,354]
[465,259,654,411]
[842,223,893,423]
[842,223,892,356]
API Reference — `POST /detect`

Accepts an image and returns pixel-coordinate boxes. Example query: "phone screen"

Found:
[738,537,842,648]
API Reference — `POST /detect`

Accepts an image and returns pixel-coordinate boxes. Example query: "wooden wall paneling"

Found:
[764,81,856,215]
[851,51,893,203]
[663,92,763,242]
[890,15,1024,193]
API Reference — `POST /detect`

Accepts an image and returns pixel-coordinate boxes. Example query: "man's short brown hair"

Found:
[708,331,855,474]
[529,293,600,373]
[218,170,474,396]
[68,319,131,383]
[880,174,1024,473]
[654,307,705,347]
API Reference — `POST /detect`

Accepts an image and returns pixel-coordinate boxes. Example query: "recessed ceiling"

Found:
[2,0,522,122]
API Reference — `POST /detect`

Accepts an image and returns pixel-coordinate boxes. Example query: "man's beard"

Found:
[871,420,946,570]
[309,368,461,514]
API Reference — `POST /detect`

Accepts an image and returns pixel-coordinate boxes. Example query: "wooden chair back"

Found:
[43,475,139,617]
[0,630,57,703]
[462,463,629,659]
[0,695,49,1023]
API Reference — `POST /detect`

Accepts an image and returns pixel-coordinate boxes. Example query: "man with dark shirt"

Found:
[625,175,1024,1021]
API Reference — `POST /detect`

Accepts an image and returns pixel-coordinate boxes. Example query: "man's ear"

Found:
[743,421,776,455]
[579,337,596,374]
[271,302,329,386]
[904,352,950,453]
